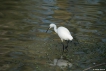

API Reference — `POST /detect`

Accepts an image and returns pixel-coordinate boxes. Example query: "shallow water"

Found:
[0,0,106,71]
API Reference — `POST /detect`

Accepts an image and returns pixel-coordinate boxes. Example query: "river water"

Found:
[0,0,106,71]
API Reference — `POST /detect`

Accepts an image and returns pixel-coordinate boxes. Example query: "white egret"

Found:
[46,23,73,52]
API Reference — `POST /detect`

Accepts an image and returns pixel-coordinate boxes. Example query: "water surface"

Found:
[0,0,106,71]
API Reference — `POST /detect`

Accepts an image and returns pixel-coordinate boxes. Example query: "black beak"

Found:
[46,27,50,33]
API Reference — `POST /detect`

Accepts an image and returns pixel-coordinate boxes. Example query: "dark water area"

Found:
[0,0,106,71]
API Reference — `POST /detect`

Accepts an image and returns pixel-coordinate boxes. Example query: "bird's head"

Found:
[46,23,56,33]
[49,23,55,28]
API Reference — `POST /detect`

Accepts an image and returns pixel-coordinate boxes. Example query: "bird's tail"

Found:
[69,36,73,41]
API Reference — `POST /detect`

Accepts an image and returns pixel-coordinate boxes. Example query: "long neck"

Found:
[53,25,57,33]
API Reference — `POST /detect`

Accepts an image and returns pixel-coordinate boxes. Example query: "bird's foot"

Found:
[65,45,68,50]
[63,50,68,53]
[64,46,68,52]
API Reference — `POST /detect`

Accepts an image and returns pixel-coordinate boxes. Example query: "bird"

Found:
[46,23,73,52]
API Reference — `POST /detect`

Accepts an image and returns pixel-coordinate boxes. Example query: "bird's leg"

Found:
[61,42,64,52]
[65,40,69,51]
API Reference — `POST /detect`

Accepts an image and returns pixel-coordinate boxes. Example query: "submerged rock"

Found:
[50,58,72,69]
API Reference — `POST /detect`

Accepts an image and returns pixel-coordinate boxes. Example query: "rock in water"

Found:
[50,58,72,69]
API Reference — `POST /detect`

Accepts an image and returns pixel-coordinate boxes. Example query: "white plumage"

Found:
[57,27,73,42]
[46,23,73,52]
[47,23,73,42]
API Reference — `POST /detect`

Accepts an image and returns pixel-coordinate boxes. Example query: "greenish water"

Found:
[0,0,106,71]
